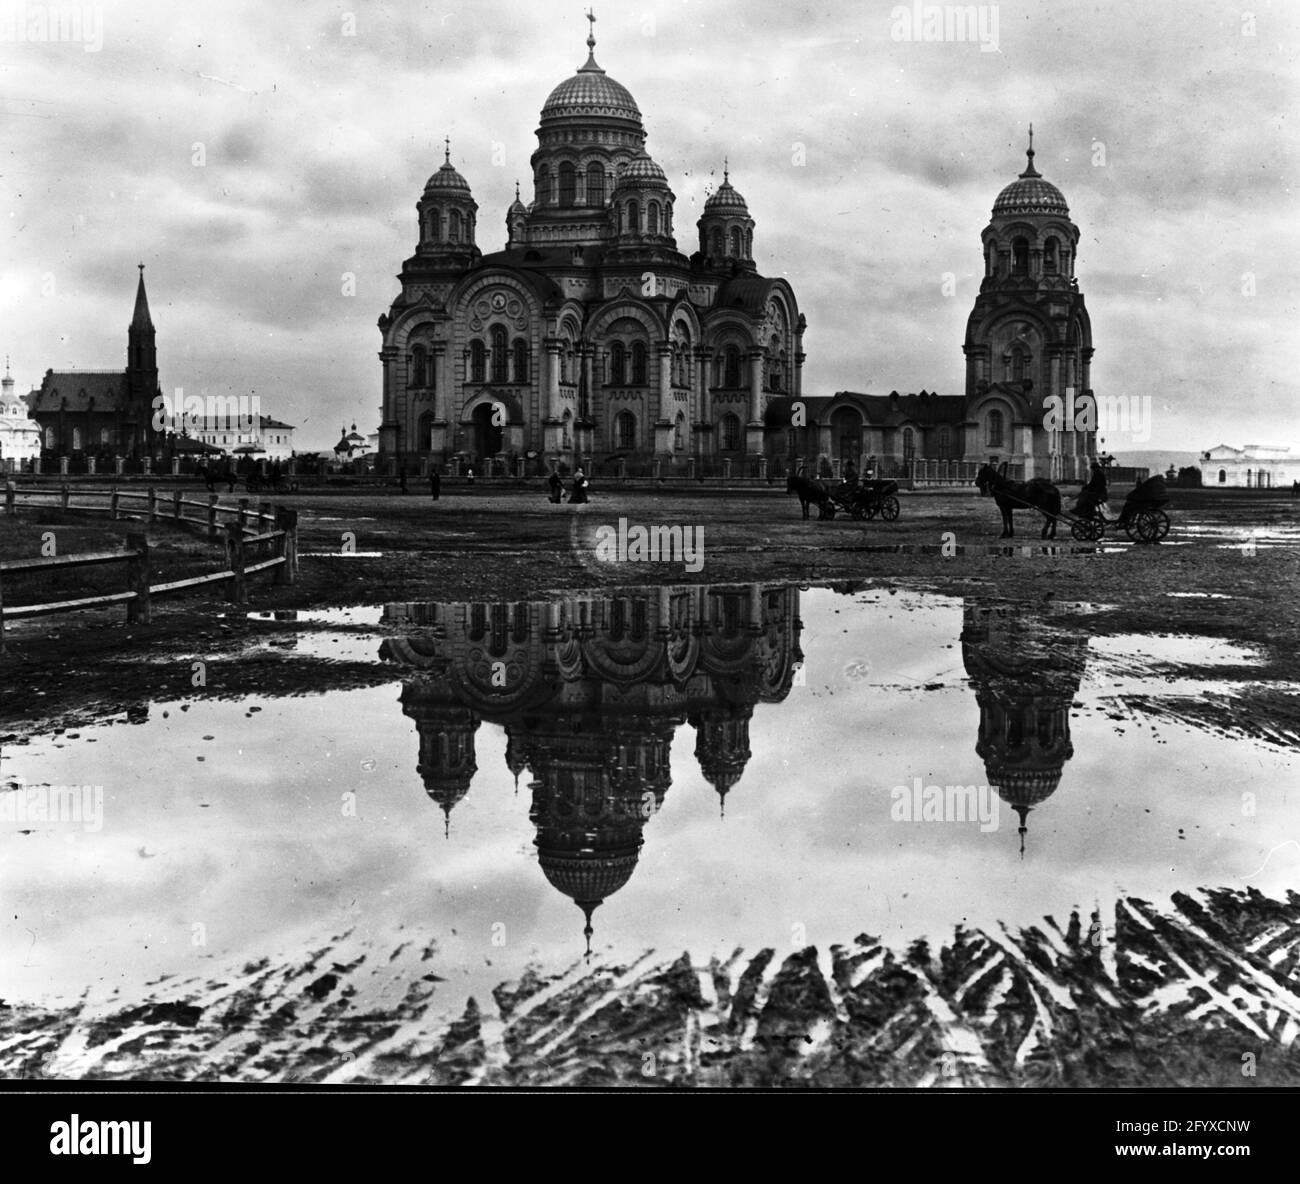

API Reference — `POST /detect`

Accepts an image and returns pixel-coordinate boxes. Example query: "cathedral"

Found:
[377,19,804,473]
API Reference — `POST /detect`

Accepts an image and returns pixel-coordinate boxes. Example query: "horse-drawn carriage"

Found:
[787,469,902,522]
[829,478,901,521]
[1068,473,1170,543]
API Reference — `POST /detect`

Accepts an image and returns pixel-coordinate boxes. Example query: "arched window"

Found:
[45,426,56,448]
[616,410,636,451]
[745,228,753,256]
[1010,347,1028,383]
[559,162,576,207]
[902,427,915,461]
[449,210,462,242]
[627,200,639,233]
[647,201,659,235]
[490,325,508,383]
[1218,468,1226,484]
[512,338,528,384]
[536,165,550,205]
[100,427,111,446]
[1044,237,1059,272]
[631,341,647,385]
[609,341,626,385]
[411,345,428,387]
[938,426,952,459]
[720,414,740,451]
[1012,237,1028,274]
[72,427,82,451]
[729,227,742,256]
[428,208,441,241]
[723,345,741,388]
[986,409,1004,448]
[417,412,434,452]
[469,339,486,383]
[586,162,605,207]
[674,413,685,451]
[710,227,723,256]
[562,410,572,449]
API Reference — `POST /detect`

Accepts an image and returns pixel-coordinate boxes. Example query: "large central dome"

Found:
[539,31,642,128]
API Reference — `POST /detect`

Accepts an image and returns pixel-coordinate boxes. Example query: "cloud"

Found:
[1,0,1296,451]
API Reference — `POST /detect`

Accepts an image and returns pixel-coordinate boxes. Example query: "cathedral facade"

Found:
[377,24,804,473]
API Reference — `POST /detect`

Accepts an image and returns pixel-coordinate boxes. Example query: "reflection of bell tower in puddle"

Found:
[961,602,1088,854]
[381,585,802,948]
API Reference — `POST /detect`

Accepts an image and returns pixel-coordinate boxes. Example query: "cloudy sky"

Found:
[2,0,1296,452]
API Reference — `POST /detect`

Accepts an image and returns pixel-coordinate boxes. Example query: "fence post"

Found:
[61,482,71,511]
[4,482,13,518]
[207,494,219,540]
[147,487,157,523]
[225,521,247,604]
[275,508,298,585]
[173,490,183,522]
[125,530,151,625]
[110,487,119,520]
[238,498,249,533]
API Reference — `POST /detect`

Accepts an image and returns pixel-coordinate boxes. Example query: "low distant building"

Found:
[191,414,296,460]
[333,424,369,461]
[1201,444,1297,489]
[0,359,41,470]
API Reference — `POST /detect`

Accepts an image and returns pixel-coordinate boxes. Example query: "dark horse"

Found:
[787,469,834,519]
[975,463,1061,539]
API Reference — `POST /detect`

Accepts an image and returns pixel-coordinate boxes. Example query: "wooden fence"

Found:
[0,484,298,652]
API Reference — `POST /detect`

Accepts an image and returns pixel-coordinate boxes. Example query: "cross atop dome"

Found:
[580,8,604,72]
[1020,122,1040,179]
[444,135,451,165]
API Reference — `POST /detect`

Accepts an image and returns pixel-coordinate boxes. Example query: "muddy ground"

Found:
[1,484,1296,733]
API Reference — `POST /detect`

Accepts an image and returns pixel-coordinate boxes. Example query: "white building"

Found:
[0,360,41,470]
[191,413,297,460]
[1201,444,1298,489]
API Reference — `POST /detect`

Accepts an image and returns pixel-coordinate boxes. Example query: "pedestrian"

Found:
[547,469,563,504]
[430,468,441,501]
[569,467,589,504]
[843,457,859,486]
[467,465,475,487]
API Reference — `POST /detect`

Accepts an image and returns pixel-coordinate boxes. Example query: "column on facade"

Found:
[378,346,400,455]
[544,339,562,421]
[747,348,764,424]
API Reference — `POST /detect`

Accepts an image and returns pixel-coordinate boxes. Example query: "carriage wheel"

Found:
[1087,518,1105,541]
[862,500,879,520]
[849,504,866,520]
[1070,519,1090,541]
[1127,510,1163,543]
[880,496,900,522]
[1153,509,1170,540]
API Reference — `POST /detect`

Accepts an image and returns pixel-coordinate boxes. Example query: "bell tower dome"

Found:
[416,140,481,268]
[697,161,756,271]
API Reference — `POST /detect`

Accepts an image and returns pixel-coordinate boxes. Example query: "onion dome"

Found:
[508,179,528,217]
[992,127,1069,217]
[538,849,641,956]
[616,149,668,187]
[425,141,472,195]
[704,162,749,212]
[540,21,642,129]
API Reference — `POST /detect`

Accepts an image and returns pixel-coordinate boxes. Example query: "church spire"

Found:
[131,263,154,331]
[1019,124,1040,179]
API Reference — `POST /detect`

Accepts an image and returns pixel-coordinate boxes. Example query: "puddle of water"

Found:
[1,585,1295,1033]
[248,607,385,627]
[1165,592,1235,600]
[300,551,385,558]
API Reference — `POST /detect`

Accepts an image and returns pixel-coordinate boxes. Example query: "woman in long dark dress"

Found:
[569,468,589,504]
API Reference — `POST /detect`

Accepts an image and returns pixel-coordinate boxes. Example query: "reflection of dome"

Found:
[992,143,1069,218]
[538,850,640,906]
[691,708,753,816]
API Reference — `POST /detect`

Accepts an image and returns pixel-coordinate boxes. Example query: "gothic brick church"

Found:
[377,20,804,473]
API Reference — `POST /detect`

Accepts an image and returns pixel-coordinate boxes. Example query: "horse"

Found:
[975,463,1061,539]
[787,469,835,520]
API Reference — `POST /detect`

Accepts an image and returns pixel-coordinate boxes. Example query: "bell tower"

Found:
[962,129,1094,481]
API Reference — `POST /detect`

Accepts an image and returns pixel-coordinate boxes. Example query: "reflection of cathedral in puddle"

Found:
[380,585,801,948]
[961,602,1089,854]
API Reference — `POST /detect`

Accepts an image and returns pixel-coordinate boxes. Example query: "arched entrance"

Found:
[470,402,504,458]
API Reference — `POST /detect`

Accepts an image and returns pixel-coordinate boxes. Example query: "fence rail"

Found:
[0,484,298,652]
